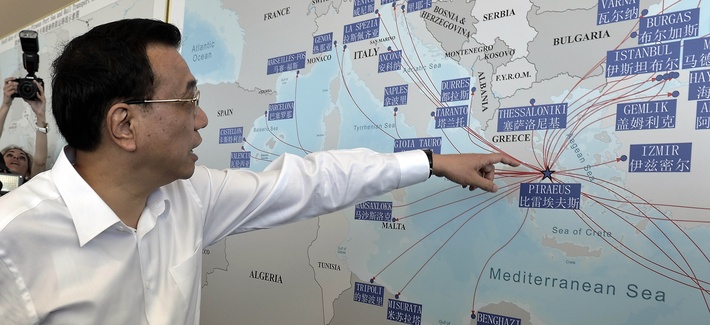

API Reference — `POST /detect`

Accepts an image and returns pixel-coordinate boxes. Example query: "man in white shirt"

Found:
[0,19,519,324]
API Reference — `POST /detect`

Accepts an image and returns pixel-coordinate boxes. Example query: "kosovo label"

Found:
[519,183,582,210]
[394,137,442,153]
[597,0,639,25]
[230,151,251,169]
[688,69,710,101]
[435,105,469,129]
[354,201,393,222]
[683,37,710,69]
[343,18,380,44]
[266,51,306,75]
[497,103,568,132]
[477,312,522,325]
[384,84,408,107]
[353,0,375,17]
[313,32,333,54]
[219,127,243,144]
[616,99,677,131]
[638,8,699,45]
[353,282,384,306]
[440,77,470,102]
[697,100,710,129]
[378,50,402,73]
[628,142,692,173]
[406,0,433,13]
[606,41,681,78]
[387,299,423,325]
[268,101,294,121]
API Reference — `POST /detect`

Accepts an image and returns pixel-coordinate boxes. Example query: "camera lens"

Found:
[17,80,37,99]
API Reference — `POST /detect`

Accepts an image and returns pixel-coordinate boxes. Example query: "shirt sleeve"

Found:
[190,148,429,246]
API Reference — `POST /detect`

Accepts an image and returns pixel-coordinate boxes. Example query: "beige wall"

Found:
[0,0,77,38]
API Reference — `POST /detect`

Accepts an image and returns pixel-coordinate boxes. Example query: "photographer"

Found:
[0,76,48,180]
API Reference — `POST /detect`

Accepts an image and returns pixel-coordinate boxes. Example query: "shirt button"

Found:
[117,226,125,232]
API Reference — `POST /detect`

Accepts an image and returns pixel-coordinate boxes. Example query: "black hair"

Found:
[51,18,182,151]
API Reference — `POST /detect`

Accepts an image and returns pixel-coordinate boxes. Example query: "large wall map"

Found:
[169,0,710,324]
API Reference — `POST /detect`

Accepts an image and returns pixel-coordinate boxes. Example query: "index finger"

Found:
[485,153,520,167]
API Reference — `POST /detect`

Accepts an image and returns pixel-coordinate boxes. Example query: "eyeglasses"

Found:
[124,90,200,115]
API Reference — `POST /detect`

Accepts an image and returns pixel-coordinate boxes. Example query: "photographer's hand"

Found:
[0,77,17,137]
[24,80,47,124]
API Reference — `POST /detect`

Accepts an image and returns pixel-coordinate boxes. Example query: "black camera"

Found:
[12,30,44,100]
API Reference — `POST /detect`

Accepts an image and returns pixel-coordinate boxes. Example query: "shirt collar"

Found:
[52,146,121,247]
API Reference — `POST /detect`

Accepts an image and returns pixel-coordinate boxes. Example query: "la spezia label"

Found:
[343,18,379,44]
[519,183,582,210]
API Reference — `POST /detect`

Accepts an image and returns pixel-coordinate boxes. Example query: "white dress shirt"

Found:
[0,146,428,324]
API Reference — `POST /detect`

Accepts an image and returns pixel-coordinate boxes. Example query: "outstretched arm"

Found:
[0,77,15,137]
[26,80,48,179]
[431,152,520,192]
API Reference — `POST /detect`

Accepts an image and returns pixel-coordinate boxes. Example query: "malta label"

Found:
[313,32,333,54]
[477,312,522,325]
[387,299,423,325]
[230,151,251,169]
[384,84,408,107]
[497,103,568,132]
[435,105,469,129]
[378,50,402,73]
[597,0,639,25]
[268,101,294,121]
[688,69,710,101]
[343,18,380,44]
[628,142,692,173]
[616,99,676,131]
[519,183,582,210]
[606,41,681,78]
[406,0,432,13]
[683,37,710,69]
[697,100,710,129]
[353,0,375,17]
[266,51,306,75]
[354,201,393,222]
[440,77,470,102]
[219,127,243,144]
[353,282,384,306]
[638,8,699,44]
[394,137,442,153]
